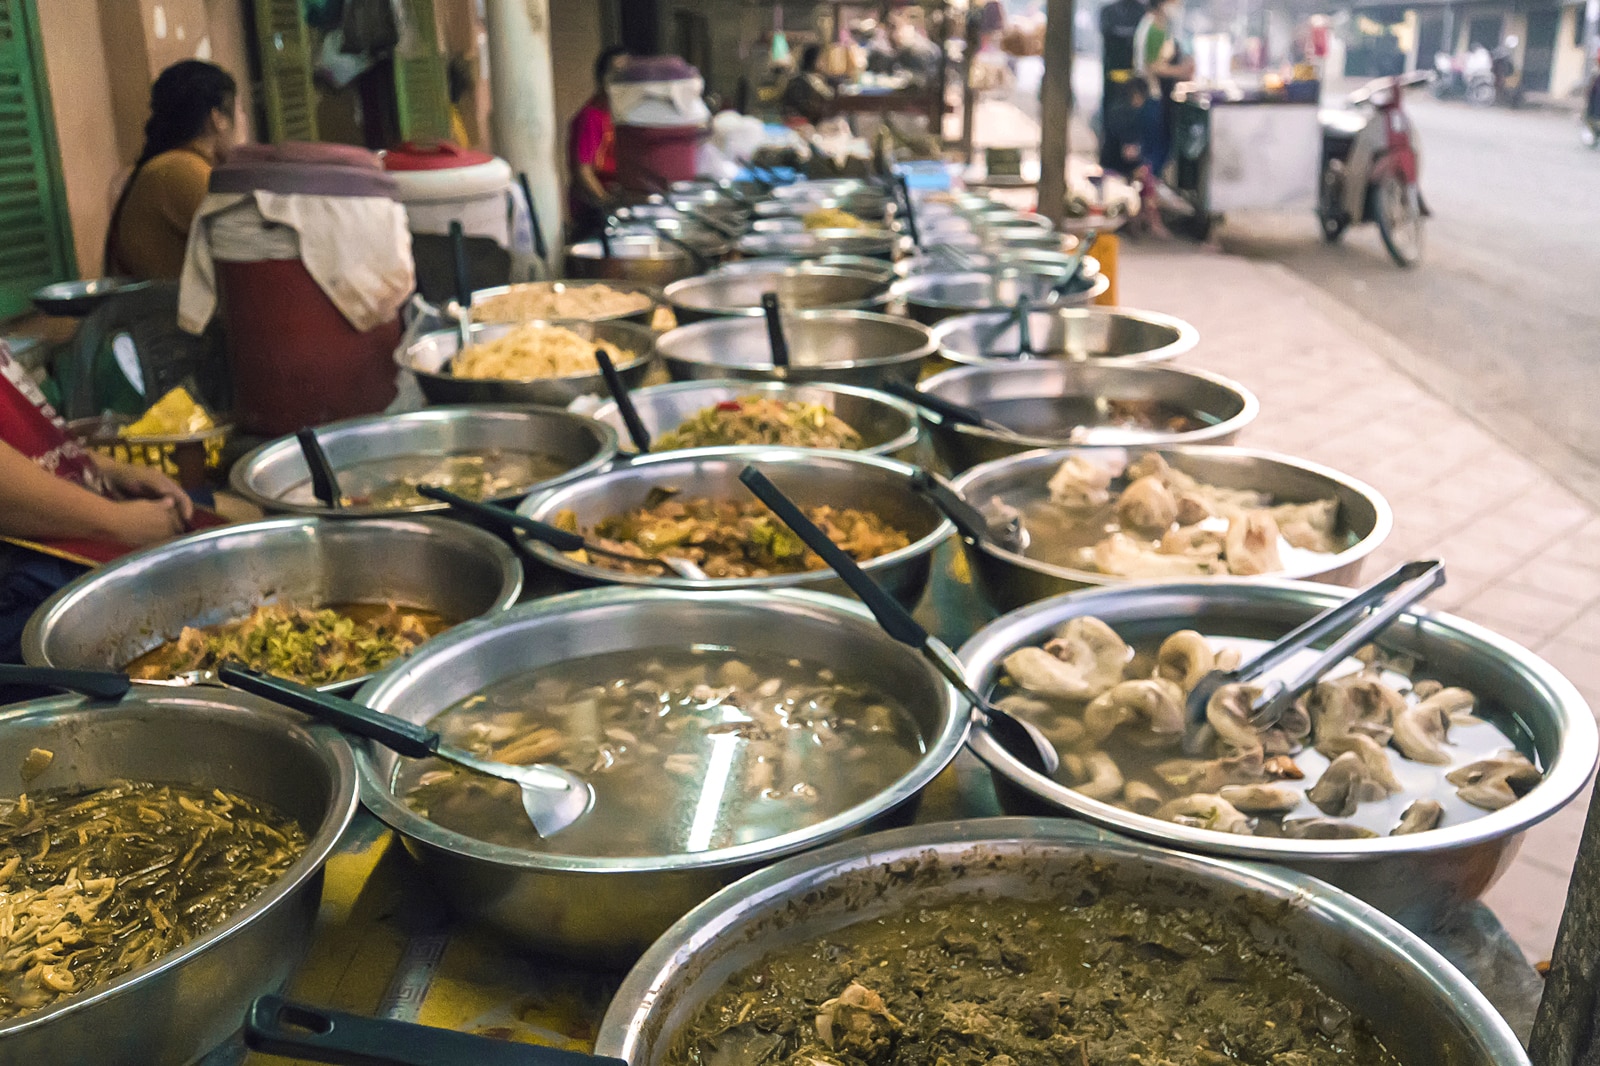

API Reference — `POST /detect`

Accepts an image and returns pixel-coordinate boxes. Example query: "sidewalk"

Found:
[1118,243,1600,963]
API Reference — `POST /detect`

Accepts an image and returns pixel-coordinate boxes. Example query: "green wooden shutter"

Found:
[256,0,319,142]
[394,0,452,144]
[0,0,74,318]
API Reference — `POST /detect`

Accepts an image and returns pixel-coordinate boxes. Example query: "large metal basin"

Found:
[933,305,1199,366]
[599,819,1529,1066]
[713,255,897,286]
[657,309,935,390]
[563,232,727,287]
[353,587,968,963]
[918,361,1258,472]
[229,405,618,518]
[894,264,1110,325]
[663,265,892,323]
[735,228,899,261]
[957,582,1600,929]
[949,445,1392,611]
[515,447,951,608]
[400,319,655,407]
[468,280,661,327]
[588,379,921,459]
[0,690,358,1066]
[22,516,523,692]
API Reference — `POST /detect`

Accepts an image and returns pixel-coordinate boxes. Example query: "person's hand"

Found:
[97,460,195,526]
[104,498,187,547]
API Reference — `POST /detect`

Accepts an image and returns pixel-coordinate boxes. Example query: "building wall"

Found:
[35,0,255,278]
[1551,3,1589,96]
[550,0,611,192]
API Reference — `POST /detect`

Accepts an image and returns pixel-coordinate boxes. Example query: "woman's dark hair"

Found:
[105,60,236,274]
[136,60,236,166]
[594,45,629,87]
[800,44,823,72]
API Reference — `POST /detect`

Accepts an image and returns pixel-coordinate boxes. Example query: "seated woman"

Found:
[782,45,836,128]
[106,60,238,281]
[0,342,193,664]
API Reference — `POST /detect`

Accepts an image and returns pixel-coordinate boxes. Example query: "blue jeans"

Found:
[1139,96,1172,178]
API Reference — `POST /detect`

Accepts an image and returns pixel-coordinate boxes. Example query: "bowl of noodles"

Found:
[401,319,657,407]
[469,280,661,326]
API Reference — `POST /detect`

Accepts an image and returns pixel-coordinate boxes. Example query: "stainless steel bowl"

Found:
[599,818,1529,1066]
[957,582,1600,927]
[353,587,968,963]
[750,195,890,222]
[22,516,523,692]
[663,265,893,323]
[563,232,728,287]
[516,447,952,608]
[949,445,1392,612]
[400,319,656,408]
[657,309,936,390]
[468,280,662,327]
[0,689,358,1065]
[895,265,1110,326]
[933,305,1200,366]
[769,179,872,201]
[229,405,619,518]
[714,255,898,286]
[918,361,1259,472]
[735,228,900,261]
[588,379,921,459]
[897,248,1081,277]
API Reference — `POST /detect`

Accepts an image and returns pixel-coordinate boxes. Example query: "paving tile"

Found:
[1534,638,1600,709]
[1499,556,1600,610]
[1482,858,1573,963]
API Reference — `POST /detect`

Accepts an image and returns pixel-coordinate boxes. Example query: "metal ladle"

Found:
[216,663,594,838]
[737,466,1059,777]
[295,428,343,509]
[416,485,709,581]
[1181,559,1447,756]
[594,347,653,453]
[1046,228,1097,304]
[883,379,1014,437]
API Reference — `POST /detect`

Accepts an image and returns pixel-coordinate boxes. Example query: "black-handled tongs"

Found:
[1183,560,1447,751]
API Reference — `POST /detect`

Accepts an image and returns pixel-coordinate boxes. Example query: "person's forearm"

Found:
[577,165,609,206]
[0,444,120,541]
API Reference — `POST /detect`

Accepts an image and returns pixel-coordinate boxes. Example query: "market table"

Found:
[213,542,1547,1065]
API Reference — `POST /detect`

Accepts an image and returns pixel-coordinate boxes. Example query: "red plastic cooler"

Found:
[206,144,405,435]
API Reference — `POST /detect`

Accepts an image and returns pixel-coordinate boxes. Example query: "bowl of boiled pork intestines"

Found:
[917,361,1259,473]
[949,445,1392,612]
[956,579,1599,926]
[352,586,969,963]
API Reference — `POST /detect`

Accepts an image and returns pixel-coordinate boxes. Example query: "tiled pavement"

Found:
[1119,246,1600,963]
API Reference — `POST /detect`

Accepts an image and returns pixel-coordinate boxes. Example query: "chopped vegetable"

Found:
[652,396,864,452]
[0,780,305,1021]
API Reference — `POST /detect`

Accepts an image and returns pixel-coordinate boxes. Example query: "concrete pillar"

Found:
[486,0,564,266]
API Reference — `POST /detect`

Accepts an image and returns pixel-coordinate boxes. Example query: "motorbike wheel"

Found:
[1468,81,1496,107]
[1374,175,1424,268]
[1583,122,1599,149]
[1317,163,1348,243]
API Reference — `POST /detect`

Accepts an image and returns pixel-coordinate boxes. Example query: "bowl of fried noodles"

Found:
[401,319,657,407]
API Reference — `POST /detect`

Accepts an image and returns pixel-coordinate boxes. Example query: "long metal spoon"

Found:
[908,468,1027,552]
[884,379,1013,436]
[760,291,791,370]
[594,348,652,453]
[1182,559,1447,755]
[1046,228,1097,304]
[217,663,593,838]
[295,428,343,509]
[448,220,474,353]
[738,466,1059,777]
[416,485,709,581]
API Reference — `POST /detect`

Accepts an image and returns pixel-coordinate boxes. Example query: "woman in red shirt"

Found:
[567,46,630,240]
[0,342,193,663]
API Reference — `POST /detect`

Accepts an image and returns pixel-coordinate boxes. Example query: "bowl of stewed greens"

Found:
[351,586,968,962]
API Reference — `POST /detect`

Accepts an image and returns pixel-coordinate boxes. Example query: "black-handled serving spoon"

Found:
[760,292,790,370]
[448,220,475,353]
[737,466,1058,776]
[296,428,343,509]
[883,380,1012,436]
[594,348,652,453]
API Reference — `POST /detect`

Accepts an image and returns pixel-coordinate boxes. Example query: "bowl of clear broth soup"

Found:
[352,586,967,963]
[917,361,1259,472]
[956,580,1598,927]
[230,405,618,518]
[950,445,1392,611]
[23,516,523,694]
[598,819,1529,1066]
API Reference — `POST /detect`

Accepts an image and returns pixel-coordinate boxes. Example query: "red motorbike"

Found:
[1317,70,1432,267]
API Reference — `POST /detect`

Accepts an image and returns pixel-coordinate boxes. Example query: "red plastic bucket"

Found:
[216,258,400,435]
[613,124,704,191]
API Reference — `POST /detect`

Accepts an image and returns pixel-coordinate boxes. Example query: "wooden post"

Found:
[1530,782,1600,1065]
[961,4,980,161]
[1036,0,1075,225]
[484,0,562,268]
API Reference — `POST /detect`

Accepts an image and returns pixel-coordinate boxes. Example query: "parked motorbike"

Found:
[1431,52,1468,100]
[1318,70,1432,267]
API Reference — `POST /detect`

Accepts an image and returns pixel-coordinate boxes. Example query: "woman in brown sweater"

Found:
[106,60,238,280]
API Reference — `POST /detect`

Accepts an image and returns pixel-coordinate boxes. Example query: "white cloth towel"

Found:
[179,191,415,335]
